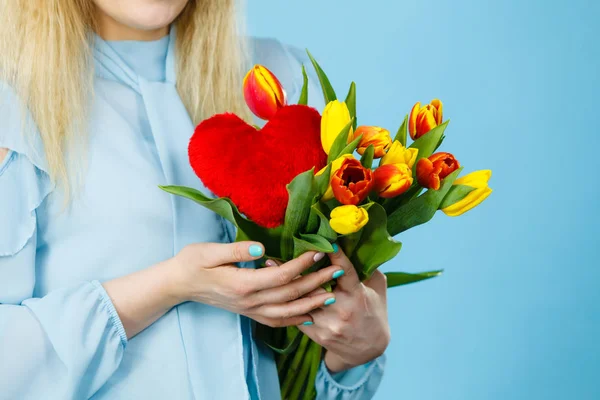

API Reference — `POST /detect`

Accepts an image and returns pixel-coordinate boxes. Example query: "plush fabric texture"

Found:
[188,104,327,228]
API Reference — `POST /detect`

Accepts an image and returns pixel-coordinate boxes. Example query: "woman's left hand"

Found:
[298,246,391,373]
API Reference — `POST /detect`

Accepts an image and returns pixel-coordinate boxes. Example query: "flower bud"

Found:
[409,99,443,140]
[353,126,392,158]
[416,152,460,190]
[373,163,413,198]
[329,205,369,235]
[243,65,287,120]
[321,100,353,154]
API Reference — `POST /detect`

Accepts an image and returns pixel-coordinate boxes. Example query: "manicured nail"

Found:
[249,245,263,257]
[313,252,325,262]
[332,243,339,253]
[324,297,336,306]
[332,270,345,279]
[302,321,314,326]
[265,259,276,267]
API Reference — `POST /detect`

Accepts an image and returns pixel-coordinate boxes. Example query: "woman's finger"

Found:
[327,244,361,293]
[246,251,323,291]
[257,291,336,320]
[259,314,314,328]
[251,265,343,306]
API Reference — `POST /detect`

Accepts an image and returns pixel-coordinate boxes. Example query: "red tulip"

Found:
[416,152,460,190]
[243,65,287,120]
[331,158,374,205]
[373,163,413,198]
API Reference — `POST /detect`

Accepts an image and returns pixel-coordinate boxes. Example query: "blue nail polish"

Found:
[248,245,263,257]
[332,270,345,279]
[332,243,339,253]
[324,298,336,306]
[303,321,314,326]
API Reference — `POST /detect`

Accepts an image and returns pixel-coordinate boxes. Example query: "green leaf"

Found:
[439,184,476,209]
[159,185,282,258]
[345,82,357,130]
[387,167,463,236]
[315,164,332,197]
[394,114,408,147]
[381,184,422,214]
[335,131,362,161]
[262,326,303,356]
[306,50,337,104]
[350,203,403,279]
[327,119,356,163]
[281,169,319,260]
[293,233,334,258]
[409,121,449,171]
[386,270,443,288]
[311,203,338,242]
[360,145,375,168]
[297,65,309,106]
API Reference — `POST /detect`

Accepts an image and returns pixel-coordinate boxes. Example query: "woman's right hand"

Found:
[169,242,343,327]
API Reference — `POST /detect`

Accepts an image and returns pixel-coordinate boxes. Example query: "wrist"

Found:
[324,350,354,373]
[155,258,188,307]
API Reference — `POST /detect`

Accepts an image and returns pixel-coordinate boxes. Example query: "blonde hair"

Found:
[0,0,248,192]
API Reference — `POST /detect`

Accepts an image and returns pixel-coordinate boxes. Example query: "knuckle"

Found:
[239,297,256,311]
[286,287,302,302]
[231,244,244,263]
[233,282,252,297]
[329,324,345,339]
[268,318,285,328]
[338,308,354,322]
[275,269,290,286]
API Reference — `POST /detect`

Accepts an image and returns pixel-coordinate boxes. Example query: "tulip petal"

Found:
[431,99,443,124]
[416,108,438,137]
[409,102,421,140]
[442,187,492,217]
[454,170,492,188]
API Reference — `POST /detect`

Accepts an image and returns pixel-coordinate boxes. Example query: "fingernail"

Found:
[313,252,325,262]
[265,259,276,267]
[332,270,345,279]
[332,243,339,253]
[324,297,336,306]
[249,245,263,257]
[302,321,314,326]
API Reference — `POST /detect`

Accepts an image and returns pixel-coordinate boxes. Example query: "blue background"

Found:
[248,1,599,399]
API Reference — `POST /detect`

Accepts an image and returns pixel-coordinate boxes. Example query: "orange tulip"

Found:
[416,152,460,190]
[409,99,443,140]
[353,126,392,158]
[331,158,374,205]
[243,65,287,120]
[373,163,413,198]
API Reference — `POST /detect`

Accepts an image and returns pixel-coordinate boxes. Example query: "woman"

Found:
[0,1,390,399]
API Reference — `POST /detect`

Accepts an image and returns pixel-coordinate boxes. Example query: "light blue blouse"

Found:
[0,28,385,400]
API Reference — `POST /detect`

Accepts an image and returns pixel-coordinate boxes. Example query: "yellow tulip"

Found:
[380,140,419,168]
[321,100,353,154]
[316,154,355,201]
[329,205,369,235]
[442,170,493,217]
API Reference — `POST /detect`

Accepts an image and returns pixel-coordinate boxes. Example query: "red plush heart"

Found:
[189,105,327,228]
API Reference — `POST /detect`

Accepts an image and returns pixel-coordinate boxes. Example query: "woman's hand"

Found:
[297,246,391,373]
[170,241,343,328]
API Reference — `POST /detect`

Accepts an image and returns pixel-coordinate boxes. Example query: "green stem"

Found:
[302,341,323,400]
[281,334,309,399]
[288,342,315,399]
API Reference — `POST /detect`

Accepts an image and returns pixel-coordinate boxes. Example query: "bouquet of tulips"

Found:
[161,52,492,399]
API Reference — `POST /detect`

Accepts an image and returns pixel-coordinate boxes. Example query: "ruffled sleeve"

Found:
[0,82,127,399]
